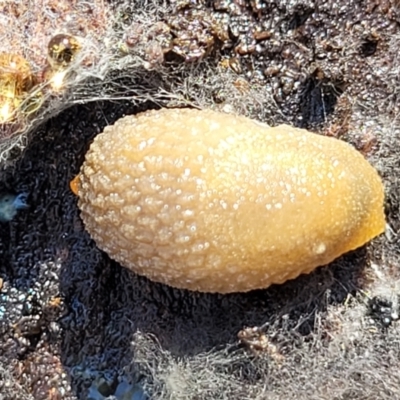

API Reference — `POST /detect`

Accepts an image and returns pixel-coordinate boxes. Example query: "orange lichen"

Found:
[73,108,385,293]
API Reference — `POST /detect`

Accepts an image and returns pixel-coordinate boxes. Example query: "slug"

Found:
[71,108,385,293]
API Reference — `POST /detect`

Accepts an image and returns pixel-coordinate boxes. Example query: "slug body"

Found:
[74,108,385,293]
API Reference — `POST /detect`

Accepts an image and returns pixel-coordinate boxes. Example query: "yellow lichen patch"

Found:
[0,53,35,123]
[74,108,385,293]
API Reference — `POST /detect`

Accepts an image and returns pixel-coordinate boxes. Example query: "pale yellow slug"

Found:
[71,108,385,293]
